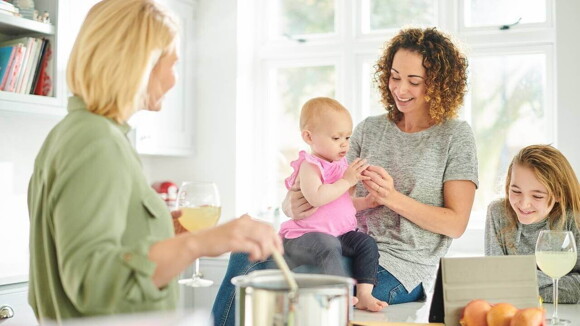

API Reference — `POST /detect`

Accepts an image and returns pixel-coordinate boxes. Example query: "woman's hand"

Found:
[282,178,318,220]
[362,165,396,207]
[171,210,187,234]
[196,215,283,261]
[149,214,282,287]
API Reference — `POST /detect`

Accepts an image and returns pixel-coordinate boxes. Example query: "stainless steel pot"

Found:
[232,270,354,326]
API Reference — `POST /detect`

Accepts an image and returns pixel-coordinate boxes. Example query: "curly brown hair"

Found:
[375,27,468,124]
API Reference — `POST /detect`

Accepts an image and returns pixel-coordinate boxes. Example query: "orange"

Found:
[460,299,492,326]
[487,303,518,326]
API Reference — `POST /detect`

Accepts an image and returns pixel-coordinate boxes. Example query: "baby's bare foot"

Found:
[355,294,388,312]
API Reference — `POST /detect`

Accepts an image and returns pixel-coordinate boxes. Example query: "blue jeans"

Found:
[284,231,378,284]
[211,252,425,326]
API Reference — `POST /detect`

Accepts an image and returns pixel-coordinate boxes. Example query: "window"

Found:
[240,0,555,232]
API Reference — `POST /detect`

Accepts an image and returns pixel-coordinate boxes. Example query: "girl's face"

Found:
[147,49,179,111]
[388,49,428,116]
[508,163,556,224]
[306,110,353,162]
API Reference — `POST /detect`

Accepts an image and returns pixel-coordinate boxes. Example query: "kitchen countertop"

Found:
[351,300,580,325]
[44,299,580,326]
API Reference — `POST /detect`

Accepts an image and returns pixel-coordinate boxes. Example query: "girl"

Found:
[485,144,580,303]
[280,97,387,311]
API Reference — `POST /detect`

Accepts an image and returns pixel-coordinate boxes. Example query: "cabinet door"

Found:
[133,0,195,156]
[0,284,37,325]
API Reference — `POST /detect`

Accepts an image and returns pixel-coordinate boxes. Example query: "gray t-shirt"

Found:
[348,115,479,292]
[485,199,580,303]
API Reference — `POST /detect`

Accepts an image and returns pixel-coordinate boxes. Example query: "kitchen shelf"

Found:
[0,90,65,116]
[0,14,54,36]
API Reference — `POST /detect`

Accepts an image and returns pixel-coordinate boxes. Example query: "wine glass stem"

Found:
[194,259,201,278]
[552,277,559,322]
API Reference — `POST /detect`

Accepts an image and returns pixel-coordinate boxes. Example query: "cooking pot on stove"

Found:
[232,270,354,326]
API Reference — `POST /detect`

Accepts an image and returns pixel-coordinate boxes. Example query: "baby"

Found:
[279,97,387,311]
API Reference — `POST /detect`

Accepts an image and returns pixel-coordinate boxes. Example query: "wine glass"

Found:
[535,230,577,325]
[176,181,221,287]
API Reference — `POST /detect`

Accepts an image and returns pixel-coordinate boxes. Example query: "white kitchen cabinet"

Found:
[1,0,196,156]
[0,283,37,325]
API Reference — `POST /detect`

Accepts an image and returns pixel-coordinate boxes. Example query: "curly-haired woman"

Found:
[211,27,479,326]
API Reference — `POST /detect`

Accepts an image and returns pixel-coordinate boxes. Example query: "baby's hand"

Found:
[343,158,370,186]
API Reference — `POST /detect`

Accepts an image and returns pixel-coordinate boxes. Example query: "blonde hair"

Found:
[67,0,178,123]
[299,97,350,131]
[503,145,580,232]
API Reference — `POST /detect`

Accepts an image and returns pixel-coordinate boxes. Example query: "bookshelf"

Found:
[0,13,55,35]
[0,0,65,116]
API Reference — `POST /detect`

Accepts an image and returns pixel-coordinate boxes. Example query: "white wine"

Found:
[535,251,577,278]
[178,206,221,232]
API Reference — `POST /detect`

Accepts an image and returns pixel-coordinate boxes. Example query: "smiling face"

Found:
[508,163,556,224]
[388,49,428,117]
[304,109,353,162]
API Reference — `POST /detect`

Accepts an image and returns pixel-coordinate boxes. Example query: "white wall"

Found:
[0,111,61,283]
[555,0,580,171]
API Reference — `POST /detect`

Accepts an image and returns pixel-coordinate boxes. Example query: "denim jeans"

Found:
[211,252,425,326]
[284,231,378,284]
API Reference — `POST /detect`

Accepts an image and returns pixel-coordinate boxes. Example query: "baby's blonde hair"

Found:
[299,97,350,131]
[67,0,178,123]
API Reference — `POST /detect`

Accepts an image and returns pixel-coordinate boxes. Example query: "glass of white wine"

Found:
[535,230,577,326]
[176,181,221,287]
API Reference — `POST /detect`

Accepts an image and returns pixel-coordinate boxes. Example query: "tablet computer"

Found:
[429,255,540,325]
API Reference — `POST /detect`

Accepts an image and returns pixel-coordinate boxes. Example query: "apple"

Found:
[510,307,545,326]
[487,303,518,326]
[460,299,492,326]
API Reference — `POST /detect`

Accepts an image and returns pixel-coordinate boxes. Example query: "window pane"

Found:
[272,65,336,211]
[469,53,548,217]
[464,0,546,27]
[278,0,335,37]
[369,0,435,31]
[361,61,385,120]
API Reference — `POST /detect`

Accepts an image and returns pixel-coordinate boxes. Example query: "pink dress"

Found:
[279,151,357,239]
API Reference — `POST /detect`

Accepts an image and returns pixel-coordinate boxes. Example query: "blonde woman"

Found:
[485,145,580,303]
[27,0,282,323]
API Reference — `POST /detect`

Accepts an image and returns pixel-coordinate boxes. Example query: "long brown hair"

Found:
[375,27,468,124]
[503,145,580,232]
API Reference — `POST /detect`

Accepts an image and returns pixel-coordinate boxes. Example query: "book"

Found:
[29,38,47,94]
[0,1,16,11]
[19,37,42,93]
[33,40,51,96]
[0,46,15,87]
[2,43,24,92]
[14,37,34,93]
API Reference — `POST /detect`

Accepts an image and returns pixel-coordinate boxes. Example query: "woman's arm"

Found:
[149,215,283,287]
[362,165,475,238]
[281,184,317,219]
